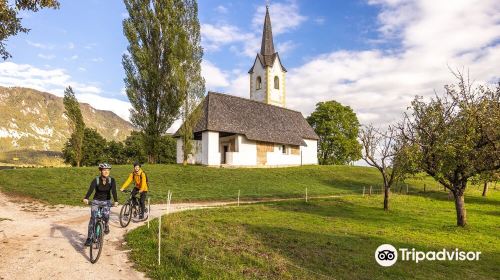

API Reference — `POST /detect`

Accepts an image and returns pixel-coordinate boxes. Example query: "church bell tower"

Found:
[248,5,287,108]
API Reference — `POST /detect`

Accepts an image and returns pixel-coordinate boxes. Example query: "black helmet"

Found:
[98,163,112,170]
[133,162,141,167]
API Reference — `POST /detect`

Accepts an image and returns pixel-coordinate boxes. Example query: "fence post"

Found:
[158,209,161,265]
[237,189,240,206]
[362,187,365,197]
[406,184,409,195]
[305,187,308,202]
[148,197,150,229]
[369,186,372,196]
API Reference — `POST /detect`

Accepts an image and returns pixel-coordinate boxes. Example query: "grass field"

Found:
[0,164,445,205]
[126,189,500,279]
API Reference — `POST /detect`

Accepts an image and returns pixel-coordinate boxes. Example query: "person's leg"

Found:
[103,200,111,234]
[131,188,139,206]
[86,202,98,245]
[139,192,147,218]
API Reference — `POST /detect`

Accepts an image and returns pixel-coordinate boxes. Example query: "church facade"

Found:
[174,6,318,167]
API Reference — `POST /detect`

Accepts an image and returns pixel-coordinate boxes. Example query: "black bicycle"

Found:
[119,190,149,227]
[88,201,106,264]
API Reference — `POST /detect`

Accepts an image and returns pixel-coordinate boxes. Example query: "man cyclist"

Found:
[83,163,118,246]
[120,162,148,219]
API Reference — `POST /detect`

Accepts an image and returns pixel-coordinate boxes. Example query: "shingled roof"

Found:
[174,92,319,146]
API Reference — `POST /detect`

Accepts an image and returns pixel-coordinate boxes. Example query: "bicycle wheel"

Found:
[119,202,132,227]
[90,221,104,264]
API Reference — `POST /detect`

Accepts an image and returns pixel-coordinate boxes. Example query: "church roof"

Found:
[174,92,319,146]
[248,6,287,73]
[261,6,275,56]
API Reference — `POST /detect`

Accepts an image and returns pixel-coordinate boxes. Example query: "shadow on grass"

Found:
[408,191,500,207]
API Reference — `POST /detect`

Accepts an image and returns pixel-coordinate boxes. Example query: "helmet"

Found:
[133,161,141,167]
[98,163,112,170]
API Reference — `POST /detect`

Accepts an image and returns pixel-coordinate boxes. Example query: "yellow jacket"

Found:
[120,169,148,192]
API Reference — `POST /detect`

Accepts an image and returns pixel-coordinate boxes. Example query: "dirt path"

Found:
[0,192,229,280]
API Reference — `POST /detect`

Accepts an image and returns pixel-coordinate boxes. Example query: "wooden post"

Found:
[237,189,240,206]
[158,211,161,265]
[305,187,308,202]
[369,186,372,196]
[423,184,426,193]
[147,197,150,229]
[362,187,365,197]
[406,184,409,195]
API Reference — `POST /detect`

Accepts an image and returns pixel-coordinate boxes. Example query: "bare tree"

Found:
[360,125,409,211]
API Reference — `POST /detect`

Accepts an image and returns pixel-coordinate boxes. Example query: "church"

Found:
[174,6,318,167]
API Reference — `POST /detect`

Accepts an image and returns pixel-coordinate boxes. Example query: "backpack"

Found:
[96,176,113,186]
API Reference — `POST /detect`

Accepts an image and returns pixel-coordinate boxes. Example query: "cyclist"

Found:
[83,163,119,246]
[120,162,148,219]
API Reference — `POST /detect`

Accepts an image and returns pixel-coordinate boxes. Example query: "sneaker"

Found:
[104,224,110,234]
[84,238,92,246]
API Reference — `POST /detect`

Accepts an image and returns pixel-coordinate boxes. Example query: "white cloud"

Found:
[252,0,307,35]
[67,42,75,49]
[91,57,104,63]
[202,60,230,89]
[26,40,54,50]
[281,0,500,127]
[201,23,254,51]
[215,5,228,14]
[0,62,131,121]
[78,67,86,72]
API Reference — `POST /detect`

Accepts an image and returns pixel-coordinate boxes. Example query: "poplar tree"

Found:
[122,0,204,163]
[63,86,85,167]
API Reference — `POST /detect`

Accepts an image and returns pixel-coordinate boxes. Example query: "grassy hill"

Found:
[0,86,135,160]
[126,190,499,279]
[0,165,445,205]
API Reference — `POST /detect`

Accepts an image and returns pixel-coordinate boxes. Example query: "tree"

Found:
[105,141,127,165]
[157,135,177,164]
[359,125,412,211]
[123,131,148,164]
[63,86,85,167]
[62,128,106,167]
[471,171,499,197]
[307,101,362,165]
[0,0,59,59]
[400,72,500,226]
[122,0,204,164]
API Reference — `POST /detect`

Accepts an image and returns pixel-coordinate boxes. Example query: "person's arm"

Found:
[111,178,118,202]
[139,172,147,192]
[120,173,133,191]
[84,179,96,199]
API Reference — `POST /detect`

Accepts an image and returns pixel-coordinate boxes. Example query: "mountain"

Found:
[0,86,135,153]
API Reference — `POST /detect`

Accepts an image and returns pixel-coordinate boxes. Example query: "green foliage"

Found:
[0,0,59,59]
[157,135,177,164]
[63,86,85,167]
[122,0,204,163]
[105,141,127,165]
[307,100,362,165]
[123,131,148,164]
[126,190,499,279]
[63,128,106,167]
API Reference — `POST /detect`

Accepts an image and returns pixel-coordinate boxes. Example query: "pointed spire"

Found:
[260,5,275,56]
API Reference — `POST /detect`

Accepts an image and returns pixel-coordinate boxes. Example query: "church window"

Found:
[274,76,279,89]
[256,76,262,90]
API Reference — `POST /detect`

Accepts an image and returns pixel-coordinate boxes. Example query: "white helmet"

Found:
[98,163,112,170]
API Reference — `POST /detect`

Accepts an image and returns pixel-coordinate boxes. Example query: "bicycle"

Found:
[119,190,150,227]
[86,201,108,264]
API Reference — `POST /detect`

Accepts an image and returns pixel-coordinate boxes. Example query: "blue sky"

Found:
[1,0,499,132]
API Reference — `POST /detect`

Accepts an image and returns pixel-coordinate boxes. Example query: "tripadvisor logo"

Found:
[375,244,481,267]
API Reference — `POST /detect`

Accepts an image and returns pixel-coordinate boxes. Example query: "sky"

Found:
[0,0,499,133]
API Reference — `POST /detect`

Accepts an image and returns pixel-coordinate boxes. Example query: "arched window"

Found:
[256,76,262,90]
[274,76,279,89]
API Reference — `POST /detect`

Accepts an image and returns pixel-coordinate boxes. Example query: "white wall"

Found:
[176,138,202,164]
[301,139,318,165]
[228,135,257,166]
[202,131,220,166]
[268,56,285,107]
[249,59,266,103]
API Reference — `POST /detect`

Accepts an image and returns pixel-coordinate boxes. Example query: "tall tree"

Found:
[360,125,413,210]
[122,0,204,164]
[0,0,59,59]
[307,101,362,165]
[400,72,500,226]
[63,86,85,167]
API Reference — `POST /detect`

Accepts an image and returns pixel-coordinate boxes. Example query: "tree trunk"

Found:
[383,187,390,211]
[482,182,488,197]
[453,191,467,227]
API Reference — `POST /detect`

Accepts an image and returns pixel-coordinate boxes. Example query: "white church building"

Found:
[174,6,318,167]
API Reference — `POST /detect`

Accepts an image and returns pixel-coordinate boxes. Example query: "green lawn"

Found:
[0,164,443,205]
[126,189,500,279]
